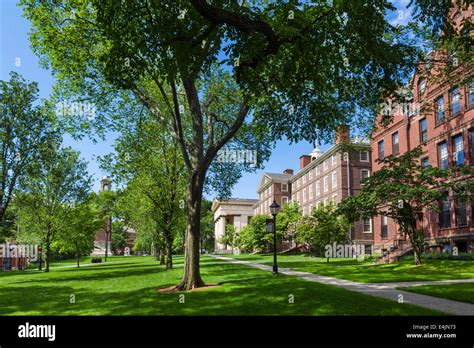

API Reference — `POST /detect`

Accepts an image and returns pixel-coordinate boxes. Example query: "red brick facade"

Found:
[371,11,474,254]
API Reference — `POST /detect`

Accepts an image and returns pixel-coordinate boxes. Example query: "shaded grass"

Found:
[399,283,474,304]
[0,255,444,315]
[229,254,474,283]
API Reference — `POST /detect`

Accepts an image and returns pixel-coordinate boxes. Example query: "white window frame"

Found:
[332,154,337,166]
[332,194,337,204]
[309,169,313,180]
[363,219,372,233]
[323,176,329,192]
[332,171,337,188]
[360,151,369,162]
[281,183,288,192]
[309,183,313,200]
[360,169,370,184]
[316,165,320,175]
[282,196,288,205]
[303,189,307,203]
[323,160,328,171]
[316,180,320,196]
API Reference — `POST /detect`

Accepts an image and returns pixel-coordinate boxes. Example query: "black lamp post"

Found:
[270,200,280,275]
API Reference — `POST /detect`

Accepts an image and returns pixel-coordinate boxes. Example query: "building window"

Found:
[363,219,371,233]
[451,87,461,115]
[438,142,448,169]
[421,157,430,169]
[303,189,307,203]
[439,192,451,228]
[324,198,328,206]
[360,169,370,184]
[316,180,321,196]
[309,204,313,214]
[332,154,337,166]
[453,134,464,166]
[392,131,399,155]
[282,196,289,205]
[281,183,288,192]
[332,171,337,188]
[471,130,474,162]
[323,160,328,171]
[316,165,320,175]
[297,192,300,204]
[360,151,369,162]
[332,194,337,204]
[303,207,307,216]
[303,174,306,184]
[468,81,474,107]
[323,176,329,192]
[309,184,313,200]
[309,169,313,180]
[381,216,388,239]
[378,140,384,160]
[436,96,445,124]
[419,118,427,143]
[418,78,426,96]
[455,198,467,227]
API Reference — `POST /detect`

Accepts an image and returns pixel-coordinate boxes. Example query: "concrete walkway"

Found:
[210,255,474,315]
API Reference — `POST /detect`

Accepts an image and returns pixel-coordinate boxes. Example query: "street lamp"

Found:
[270,200,280,275]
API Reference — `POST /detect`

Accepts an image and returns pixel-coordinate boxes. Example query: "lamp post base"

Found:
[273,264,278,275]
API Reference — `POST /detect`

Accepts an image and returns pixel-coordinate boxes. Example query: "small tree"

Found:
[219,224,237,254]
[16,146,91,271]
[296,204,349,261]
[235,214,283,254]
[338,146,470,265]
[276,202,302,248]
[58,199,102,267]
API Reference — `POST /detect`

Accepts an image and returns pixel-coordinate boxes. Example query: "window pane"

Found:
[453,135,464,166]
[469,82,474,107]
[438,143,448,169]
[436,97,445,122]
[451,87,460,114]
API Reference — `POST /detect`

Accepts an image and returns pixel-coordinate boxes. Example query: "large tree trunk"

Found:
[176,176,205,290]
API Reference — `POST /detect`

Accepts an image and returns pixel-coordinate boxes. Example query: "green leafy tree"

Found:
[16,145,92,272]
[111,220,129,255]
[100,113,187,270]
[219,224,237,254]
[236,214,281,253]
[296,203,349,261]
[338,146,472,265]
[276,201,302,247]
[22,0,462,289]
[0,72,58,232]
[57,198,102,268]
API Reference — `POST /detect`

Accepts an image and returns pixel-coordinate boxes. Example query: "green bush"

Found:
[402,252,474,261]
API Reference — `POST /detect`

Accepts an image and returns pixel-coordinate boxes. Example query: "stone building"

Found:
[212,198,258,252]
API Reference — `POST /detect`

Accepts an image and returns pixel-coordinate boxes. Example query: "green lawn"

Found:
[227,254,474,283]
[399,283,474,304]
[0,255,444,315]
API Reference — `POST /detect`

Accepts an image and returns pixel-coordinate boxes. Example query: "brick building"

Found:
[371,6,474,254]
[253,127,373,251]
[254,171,293,215]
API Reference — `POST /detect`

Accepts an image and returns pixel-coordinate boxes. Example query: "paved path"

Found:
[210,255,474,315]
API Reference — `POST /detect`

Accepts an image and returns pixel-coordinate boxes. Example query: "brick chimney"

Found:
[334,125,350,144]
[283,168,294,175]
[299,155,312,169]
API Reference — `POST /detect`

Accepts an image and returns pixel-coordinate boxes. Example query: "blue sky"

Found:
[0,0,411,199]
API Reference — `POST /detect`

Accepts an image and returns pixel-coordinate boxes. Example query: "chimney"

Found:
[335,125,350,144]
[283,168,294,175]
[299,155,312,170]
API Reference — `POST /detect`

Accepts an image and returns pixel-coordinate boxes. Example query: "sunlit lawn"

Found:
[399,283,474,304]
[228,254,474,283]
[0,255,443,315]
